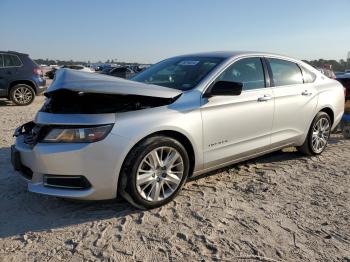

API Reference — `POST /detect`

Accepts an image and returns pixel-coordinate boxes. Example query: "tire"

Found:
[10,84,35,106]
[119,136,190,209]
[298,112,331,155]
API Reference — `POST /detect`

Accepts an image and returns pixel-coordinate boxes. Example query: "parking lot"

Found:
[0,95,349,261]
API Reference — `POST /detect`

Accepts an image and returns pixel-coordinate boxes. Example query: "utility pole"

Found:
[347,51,350,68]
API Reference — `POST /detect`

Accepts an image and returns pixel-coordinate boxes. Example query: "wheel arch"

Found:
[116,129,197,202]
[319,107,334,126]
[120,130,196,179]
[8,80,37,96]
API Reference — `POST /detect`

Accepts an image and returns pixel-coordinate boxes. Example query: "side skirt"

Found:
[191,142,295,177]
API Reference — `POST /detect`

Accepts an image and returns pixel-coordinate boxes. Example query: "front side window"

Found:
[3,54,22,67]
[267,58,303,86]
[132,56,224,91]
[216,57,265,90]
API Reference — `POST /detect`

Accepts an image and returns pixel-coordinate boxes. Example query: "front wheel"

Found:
[119,136,190,209]
[10,84,35,106]
[298,112,331,155]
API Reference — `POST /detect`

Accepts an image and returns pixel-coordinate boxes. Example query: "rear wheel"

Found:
[119,136,189,209]
[10,84,35,106]
[298,112,331,155]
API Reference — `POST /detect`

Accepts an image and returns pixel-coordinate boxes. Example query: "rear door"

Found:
[2,53,23,81]
[266,58,318,145]
[0,54,6,96]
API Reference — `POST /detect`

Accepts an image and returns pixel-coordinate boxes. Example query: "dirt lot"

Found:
[0,95,349,262]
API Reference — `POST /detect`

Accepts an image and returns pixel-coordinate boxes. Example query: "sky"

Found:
[0,0,349,63]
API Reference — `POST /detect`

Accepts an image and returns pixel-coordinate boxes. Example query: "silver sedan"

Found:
[11,51,345,208]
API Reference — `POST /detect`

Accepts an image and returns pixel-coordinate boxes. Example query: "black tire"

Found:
[119,136,190,209]
[9,84,35,106]
[298,112,331,155]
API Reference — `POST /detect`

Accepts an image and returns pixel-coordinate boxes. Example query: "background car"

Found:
[0,51,46,105]
[45,67,57,79]
[336,73,350,101]
[96,66,116,74]
[102,66,135,79]
[317,67,336,79]
[62,65,94,72]
[45,64,93,79]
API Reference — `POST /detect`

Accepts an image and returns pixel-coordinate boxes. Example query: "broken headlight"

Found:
[42,125,113,143]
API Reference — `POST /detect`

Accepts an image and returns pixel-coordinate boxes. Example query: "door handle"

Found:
[301,90,312,96]
[258,94,272,102]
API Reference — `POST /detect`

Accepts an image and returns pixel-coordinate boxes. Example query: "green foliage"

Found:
[303,59,350,72]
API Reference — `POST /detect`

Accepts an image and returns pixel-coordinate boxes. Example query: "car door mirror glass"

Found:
[206,81,243,97]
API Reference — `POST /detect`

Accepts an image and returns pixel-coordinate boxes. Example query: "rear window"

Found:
[3,54,22,67]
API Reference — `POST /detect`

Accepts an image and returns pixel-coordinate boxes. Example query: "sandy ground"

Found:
[0,94,350,262]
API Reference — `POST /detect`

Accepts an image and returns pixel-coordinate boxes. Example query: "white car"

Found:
[12,51,345,209]
[61,65,94,72]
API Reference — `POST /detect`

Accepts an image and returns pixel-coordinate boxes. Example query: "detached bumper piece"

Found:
[43,175,92,190]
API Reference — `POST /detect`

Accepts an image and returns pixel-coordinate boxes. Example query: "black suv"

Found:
[0,51,46,105]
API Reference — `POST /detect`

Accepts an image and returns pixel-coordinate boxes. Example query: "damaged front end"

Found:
[13,121,51,147]
[14,69,183,146]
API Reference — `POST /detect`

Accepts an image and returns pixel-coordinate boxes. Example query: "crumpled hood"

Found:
[47,68,182,99]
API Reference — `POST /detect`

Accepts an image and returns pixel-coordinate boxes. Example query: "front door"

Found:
[201,57,274,168]
[0,54,7,96]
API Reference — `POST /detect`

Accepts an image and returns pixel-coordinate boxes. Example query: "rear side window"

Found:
[217,57,265,90]
[301,66,317,83]
[0,54,3,68]
[3,54,22,67]
[267,58,303,86]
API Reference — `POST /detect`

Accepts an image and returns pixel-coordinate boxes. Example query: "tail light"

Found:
[33,67,43,76]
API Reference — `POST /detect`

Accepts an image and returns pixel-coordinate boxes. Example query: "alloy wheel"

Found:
[13,86,33,105]
[136,146,184,202]
[311,117,331,153]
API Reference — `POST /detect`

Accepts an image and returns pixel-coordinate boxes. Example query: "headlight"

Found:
[42,124,113,143]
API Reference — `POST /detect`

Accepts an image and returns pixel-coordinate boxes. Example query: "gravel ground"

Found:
[0,95,349,262]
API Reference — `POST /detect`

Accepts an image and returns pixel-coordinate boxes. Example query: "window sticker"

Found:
[178,60,200,66]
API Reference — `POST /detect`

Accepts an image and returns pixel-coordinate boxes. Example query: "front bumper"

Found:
[12,132,130,200]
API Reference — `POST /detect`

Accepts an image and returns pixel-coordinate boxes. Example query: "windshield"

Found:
[131,56,224,91]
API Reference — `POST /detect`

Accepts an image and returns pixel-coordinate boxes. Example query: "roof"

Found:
[0,50,28,55]
[175,50,285,59]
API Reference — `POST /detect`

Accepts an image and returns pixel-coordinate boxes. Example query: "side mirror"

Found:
[204,81,243,97]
